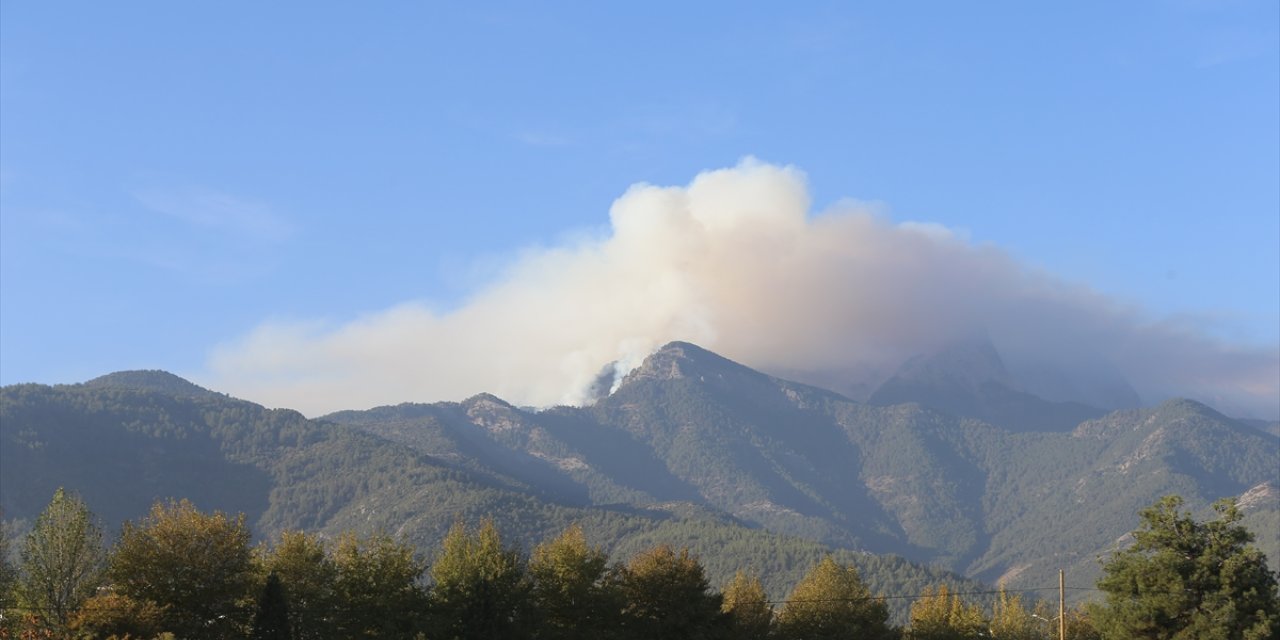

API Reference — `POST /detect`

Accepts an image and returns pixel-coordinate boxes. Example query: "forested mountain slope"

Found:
[3,341,1275,606]
[326,342,1280,598]
[0,375,986,616]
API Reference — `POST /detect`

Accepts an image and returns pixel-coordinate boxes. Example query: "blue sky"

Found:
[1,2,1277,414]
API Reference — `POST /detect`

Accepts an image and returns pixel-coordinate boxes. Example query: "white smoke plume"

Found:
[202,159,1279,418]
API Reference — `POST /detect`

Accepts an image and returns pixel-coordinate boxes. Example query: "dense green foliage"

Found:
[528,524,617,640]
[429,520,531,640]
[774,556,895,640]
[20,489,1280,640]
[15,488,105,631]
[614,545,726,639]
[330,532,428,638]
[0,520,15,634]
[906,584,986,639]
[251,573,292,640]
[721,570,772,640]
[1089,496,1279,639]
[108,499,258,639]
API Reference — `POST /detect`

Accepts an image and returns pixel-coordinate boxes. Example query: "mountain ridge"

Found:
[4,341,1276,607]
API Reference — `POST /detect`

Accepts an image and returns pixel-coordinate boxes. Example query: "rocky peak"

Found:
[618,341,763,387]
[1237,481,1279,512]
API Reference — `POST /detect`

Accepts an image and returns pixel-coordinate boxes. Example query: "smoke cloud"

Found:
[202,160,1279,418]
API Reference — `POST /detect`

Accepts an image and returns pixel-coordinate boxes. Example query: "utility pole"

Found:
[1059,568,1066,640]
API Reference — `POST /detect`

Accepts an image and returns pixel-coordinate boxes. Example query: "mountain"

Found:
[867,340,1110,431]
[83,369,222,399]
[322,342,1277,598]
[1237,418,1280,438]
[3,342,1276,608]
[0,375,987,620]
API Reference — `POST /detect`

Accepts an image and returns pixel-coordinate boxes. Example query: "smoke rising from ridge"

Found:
[202,160,1279,418]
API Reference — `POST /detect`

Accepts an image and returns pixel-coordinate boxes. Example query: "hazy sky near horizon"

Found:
[2,2,1277,415]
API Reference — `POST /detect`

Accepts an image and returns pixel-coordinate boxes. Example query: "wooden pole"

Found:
[1059,568,1066,640]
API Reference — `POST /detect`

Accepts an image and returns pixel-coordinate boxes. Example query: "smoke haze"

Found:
[202,160,1280,418]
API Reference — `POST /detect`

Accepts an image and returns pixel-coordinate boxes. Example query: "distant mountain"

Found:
[868,340,1110,431]
[1237,417,1280,438]
[3,342,1276,608]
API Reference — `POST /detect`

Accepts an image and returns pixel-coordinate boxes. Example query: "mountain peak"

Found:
[625,341,754,382]
[81,370,218,399]
[1151,397,1226,421]
[892,339,1012,390]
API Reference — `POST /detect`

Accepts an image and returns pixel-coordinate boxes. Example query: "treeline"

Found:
[2,491,1276,640]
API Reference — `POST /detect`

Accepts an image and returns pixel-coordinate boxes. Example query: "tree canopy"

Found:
[774,556,895,640]
[1090,495,1280,640]
[429,519,530,640]
[528,523,617,640]
[108,498,258,640]
[721,569,772,640]
[615,544,726,640]
[16,488,106,630]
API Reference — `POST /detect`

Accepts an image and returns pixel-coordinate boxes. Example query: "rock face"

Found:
[1238,481,1279,512]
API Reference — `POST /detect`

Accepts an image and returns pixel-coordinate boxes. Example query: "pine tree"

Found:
[16,488,106,630]
[252,572,293,640]
[721,570,772,640]
[1089,495,1279,640]
[774,556,895,640]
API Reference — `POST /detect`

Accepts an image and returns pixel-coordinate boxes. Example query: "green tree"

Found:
[774,556,895,640]
[1063,606,1102,640]
[108,498,258,640]
[721,570,772,640]
[429,520,531,640]
[614,544,726,640]
[16,488,106,630]
[528,524,618,640]
[251,572,293,640]
[261,530,338,640]
[331,531,427,638]
[1089,495,1280,640]
[906,584,987,639]
[0,514,17,625]
[987,586,1043,640]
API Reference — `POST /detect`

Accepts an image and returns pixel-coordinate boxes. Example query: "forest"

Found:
[2,490,1275,640]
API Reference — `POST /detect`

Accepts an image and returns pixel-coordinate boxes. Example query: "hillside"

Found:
[3,343,1276,608]
[0,376,986,619]
[326,342,1280,598]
